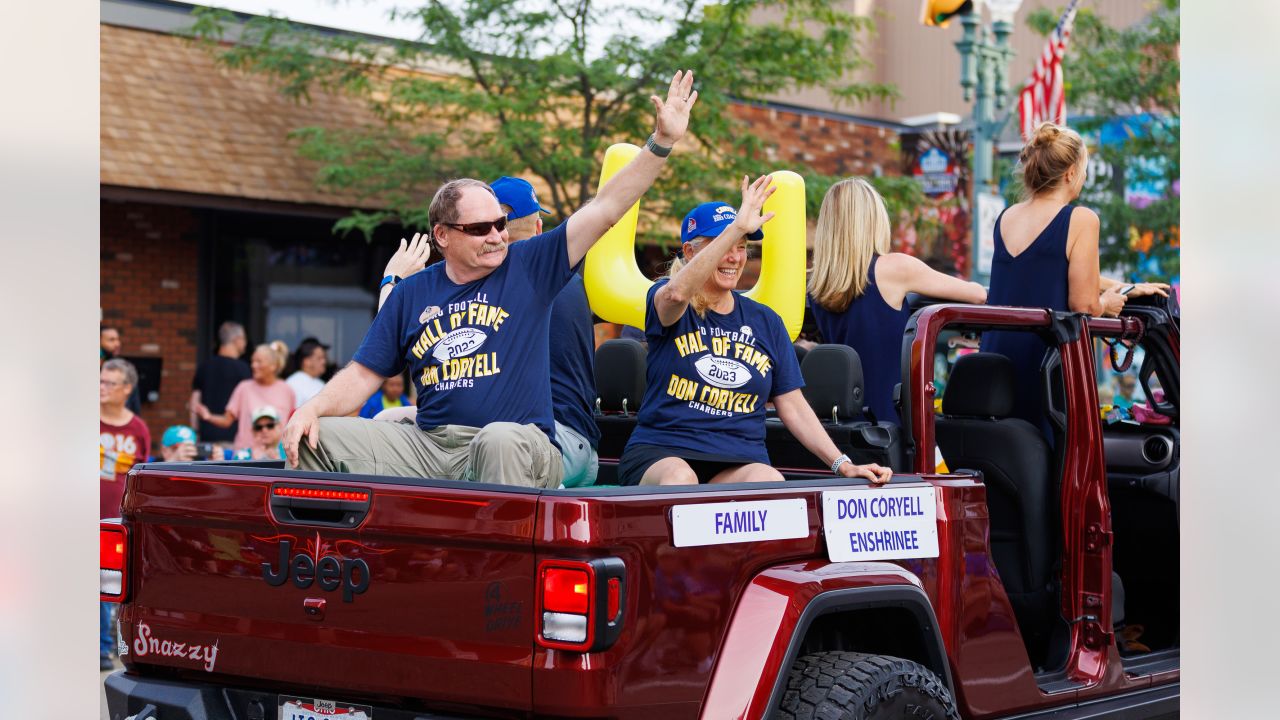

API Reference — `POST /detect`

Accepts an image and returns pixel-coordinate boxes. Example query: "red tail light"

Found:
[607,577,621,621]
[100,522,128,602]
[536,558,626,653]
[543,567,590,614]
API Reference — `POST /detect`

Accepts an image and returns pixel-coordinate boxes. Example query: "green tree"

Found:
[1027,0,1180,282]
[188,1,897,241]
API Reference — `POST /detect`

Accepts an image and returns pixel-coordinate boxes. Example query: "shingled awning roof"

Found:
[101,23,408,209]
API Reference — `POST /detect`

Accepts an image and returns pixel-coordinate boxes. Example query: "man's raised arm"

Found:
[565,70,699,266]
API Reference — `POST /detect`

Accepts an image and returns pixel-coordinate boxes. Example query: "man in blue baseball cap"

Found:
[490,176,549,219]
[489,176,599,488]
[159,424,198,462]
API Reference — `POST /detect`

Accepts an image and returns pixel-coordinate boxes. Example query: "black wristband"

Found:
[645,133,673,158]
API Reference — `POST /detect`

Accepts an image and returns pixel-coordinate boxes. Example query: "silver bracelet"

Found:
[831,453,851,475]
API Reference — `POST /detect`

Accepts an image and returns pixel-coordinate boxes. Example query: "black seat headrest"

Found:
[941,352,1016,418]
[800,344,865,422]
[595,338,647,413]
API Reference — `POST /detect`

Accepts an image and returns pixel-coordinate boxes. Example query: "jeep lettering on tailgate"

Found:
[262,539,370,602]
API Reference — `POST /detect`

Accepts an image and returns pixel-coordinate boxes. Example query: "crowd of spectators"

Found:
[97,322,341,670]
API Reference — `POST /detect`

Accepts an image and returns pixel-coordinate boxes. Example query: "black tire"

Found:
[776,651,959,720]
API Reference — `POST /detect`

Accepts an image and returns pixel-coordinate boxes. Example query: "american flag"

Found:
[1018,0,1080,139]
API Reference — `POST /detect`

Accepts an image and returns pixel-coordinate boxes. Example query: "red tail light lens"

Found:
[100,522,128,602]
[536,558,625,653]
[607,577,621,621]
[543,567,590,614]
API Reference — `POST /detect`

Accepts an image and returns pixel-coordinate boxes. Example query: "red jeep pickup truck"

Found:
[101,296,1180,720]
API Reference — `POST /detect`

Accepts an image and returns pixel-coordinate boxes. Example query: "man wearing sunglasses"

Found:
[285,70,700,488]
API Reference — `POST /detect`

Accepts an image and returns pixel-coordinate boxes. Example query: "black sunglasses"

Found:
[253,422,277,431]
[443,216,507,236]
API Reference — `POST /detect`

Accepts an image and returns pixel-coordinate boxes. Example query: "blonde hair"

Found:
[808,177,891,312]
[255,341,288,377]
[665,248,714,318]
[1019,122,1086,198]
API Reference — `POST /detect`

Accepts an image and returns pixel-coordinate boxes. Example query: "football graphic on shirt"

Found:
[694,354,752,389]
[431,327,489,363]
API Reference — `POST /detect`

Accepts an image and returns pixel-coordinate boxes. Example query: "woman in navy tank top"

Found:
[808,178,987,425]
[983,123,1168,434]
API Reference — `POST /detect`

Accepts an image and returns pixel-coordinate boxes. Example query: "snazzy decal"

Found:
[132,622,219,672]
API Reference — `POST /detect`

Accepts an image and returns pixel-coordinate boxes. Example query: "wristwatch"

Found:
[644,133,673,158]
[380,274,402,290]
[831,453,852,475]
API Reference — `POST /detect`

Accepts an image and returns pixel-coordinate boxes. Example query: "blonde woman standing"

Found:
[808,177,986,424]
[197,341,296,451]
[982,122,1166,435]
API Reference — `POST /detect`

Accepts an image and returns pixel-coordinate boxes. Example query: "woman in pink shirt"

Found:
[197,341,295,450]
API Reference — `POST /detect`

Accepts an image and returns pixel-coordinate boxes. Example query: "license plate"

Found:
[278,696,373,720]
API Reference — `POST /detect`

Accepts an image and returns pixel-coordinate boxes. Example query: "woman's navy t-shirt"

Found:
[625,279,804,465]
[353,223,573,442]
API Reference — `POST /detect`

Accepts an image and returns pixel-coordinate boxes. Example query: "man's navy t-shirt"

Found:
[354,223,573,441]
[192,355,251,443]
[625,279,804,465]
[549,272,600,450]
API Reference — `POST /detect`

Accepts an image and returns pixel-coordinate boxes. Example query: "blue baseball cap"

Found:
[680,202,764,244]
[490,176,550,220]
[161,425,197,448]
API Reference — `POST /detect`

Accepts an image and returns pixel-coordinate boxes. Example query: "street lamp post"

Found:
[954,0,1020,283]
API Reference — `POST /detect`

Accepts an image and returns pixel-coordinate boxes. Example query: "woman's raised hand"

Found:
[731,174,777,236]
[383,232,431,280]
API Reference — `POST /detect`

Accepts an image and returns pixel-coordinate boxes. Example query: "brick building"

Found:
[100,0,910,449]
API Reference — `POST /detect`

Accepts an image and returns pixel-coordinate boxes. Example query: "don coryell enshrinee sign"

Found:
[822,486,939,562]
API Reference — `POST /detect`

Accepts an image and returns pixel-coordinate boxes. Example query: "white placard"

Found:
[976,191,1006,279]
[822,486,939,562]
[672,498,809,547]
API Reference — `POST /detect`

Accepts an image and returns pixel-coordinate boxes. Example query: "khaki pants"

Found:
[298,417,563,489]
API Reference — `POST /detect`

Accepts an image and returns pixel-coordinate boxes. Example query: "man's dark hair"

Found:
[292,337,328,372]
[428,178,498,247]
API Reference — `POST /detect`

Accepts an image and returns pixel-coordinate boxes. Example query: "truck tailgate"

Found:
[119,465,538,712]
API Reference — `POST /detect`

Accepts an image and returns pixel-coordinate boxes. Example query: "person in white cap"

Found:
[246,406,284,460]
